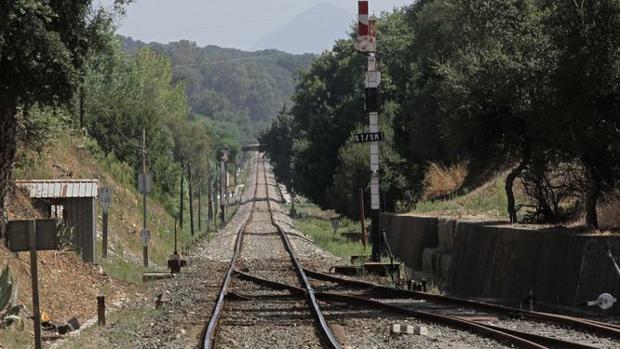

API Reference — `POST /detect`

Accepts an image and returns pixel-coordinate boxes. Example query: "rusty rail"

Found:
[303,268,620,340]
[263,162,342,349]
[202,157,341,349]
[233,270,550,349]
[201,156,260,349]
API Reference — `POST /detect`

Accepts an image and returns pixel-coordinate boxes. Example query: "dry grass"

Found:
[415,174,509,220]
[422,162,468,200]
[598,192,620,229]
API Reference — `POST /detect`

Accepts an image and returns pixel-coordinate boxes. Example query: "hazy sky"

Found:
[100,0,412,51]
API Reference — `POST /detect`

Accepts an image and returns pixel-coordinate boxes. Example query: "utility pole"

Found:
[79,85,85,129]
[198,175,202,232]
[219,147,229,224]
[207,176,213,229]
[179,170,184,230]
[141,128,149,268]
[356,1,382,262]
[289,161,296,217]
[188,161,194,236]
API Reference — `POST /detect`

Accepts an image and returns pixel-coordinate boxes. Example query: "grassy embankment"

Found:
[414,176,511,220]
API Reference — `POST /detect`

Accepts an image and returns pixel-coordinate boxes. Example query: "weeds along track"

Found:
[201,155,339,349]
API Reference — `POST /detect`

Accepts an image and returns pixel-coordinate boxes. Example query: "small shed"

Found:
[16,179,98,263]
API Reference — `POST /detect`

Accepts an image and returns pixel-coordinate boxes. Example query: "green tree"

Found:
[85,46,197,210]
[540,0,620,228]
[259,107,295,185]
[0,0,123,227]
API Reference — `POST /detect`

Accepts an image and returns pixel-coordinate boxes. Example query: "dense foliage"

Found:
[261,0,620,228]
[0,0,128,228]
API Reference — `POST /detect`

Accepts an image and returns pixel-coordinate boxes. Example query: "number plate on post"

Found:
[353,132,384,143]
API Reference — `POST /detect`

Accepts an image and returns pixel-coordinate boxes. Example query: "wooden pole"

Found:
[207,176,213,227]
[214,172,219,227]
[179,173,184,230]
[188,162,194,236]
[28,221,42,349]
[142,128,148,268]
[97,295,106,326]
[220,158,225,224]
[174,217,178,254]
[198,175,202,232]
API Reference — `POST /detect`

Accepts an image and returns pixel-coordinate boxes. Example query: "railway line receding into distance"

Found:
[200,153,620,349]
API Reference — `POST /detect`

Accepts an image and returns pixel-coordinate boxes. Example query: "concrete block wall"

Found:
[382,214,437,269]
[381,213,620,307]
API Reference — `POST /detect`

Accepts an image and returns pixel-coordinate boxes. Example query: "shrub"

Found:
[422,162,467,200]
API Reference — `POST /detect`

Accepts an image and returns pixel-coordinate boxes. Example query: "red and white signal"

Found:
[358,1,369,37]
[357,1,376,52]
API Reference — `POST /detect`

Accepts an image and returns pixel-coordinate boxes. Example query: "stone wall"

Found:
[381,213,620,307]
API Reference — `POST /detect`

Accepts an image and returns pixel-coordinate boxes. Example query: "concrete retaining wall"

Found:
[381,213,620,307]
[382,214,437,269]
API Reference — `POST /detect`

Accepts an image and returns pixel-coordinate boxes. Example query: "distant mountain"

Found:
[253,2,354,54]
[121,36,315,139]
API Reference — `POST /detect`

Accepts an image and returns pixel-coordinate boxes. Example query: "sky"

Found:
[99,0,412,52]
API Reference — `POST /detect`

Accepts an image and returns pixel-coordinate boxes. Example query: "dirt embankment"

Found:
[1,185,136,330]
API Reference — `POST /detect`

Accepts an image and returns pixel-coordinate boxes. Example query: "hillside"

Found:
[121,36,315,139]
[1,129,199,347]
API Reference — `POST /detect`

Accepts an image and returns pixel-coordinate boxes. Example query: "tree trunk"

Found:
[0,105,18,236]
[506,157,529,224]
[582,154,600,229]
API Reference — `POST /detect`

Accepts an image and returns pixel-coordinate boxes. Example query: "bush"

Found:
[422,162,467,200]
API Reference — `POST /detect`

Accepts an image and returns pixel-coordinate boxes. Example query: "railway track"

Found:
[202,156,339,348]
[202,153,620,349]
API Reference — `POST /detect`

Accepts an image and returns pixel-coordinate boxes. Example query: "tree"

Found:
[0,0,123,228]
[288,39,365,207]
[415,0,553,222]
[259,107,295,185]
[540,0,620,228]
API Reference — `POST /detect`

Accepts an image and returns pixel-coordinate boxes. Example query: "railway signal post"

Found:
[356,1,382,262]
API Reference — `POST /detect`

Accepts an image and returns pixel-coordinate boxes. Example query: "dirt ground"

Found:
[1,185,138,348]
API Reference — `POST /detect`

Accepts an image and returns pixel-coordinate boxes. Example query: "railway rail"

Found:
[201,156,340,348]
[201,153,620,349]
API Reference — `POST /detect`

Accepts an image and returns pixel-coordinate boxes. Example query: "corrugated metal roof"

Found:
[16,179,99,199]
